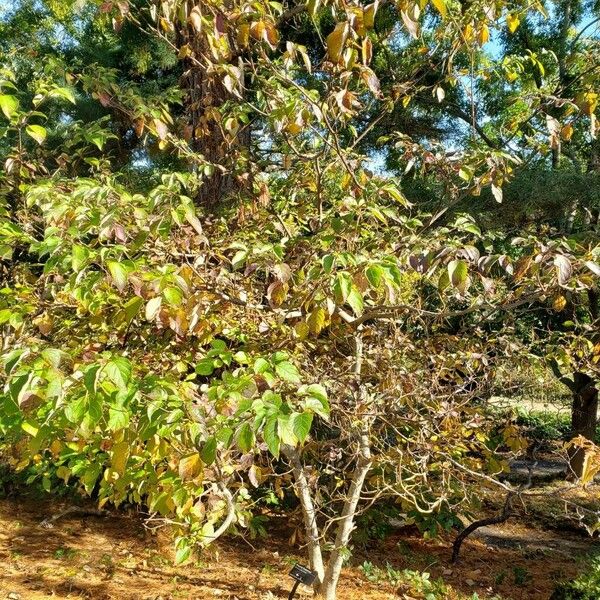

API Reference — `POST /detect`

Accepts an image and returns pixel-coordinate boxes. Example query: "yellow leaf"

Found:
[179,453,201,481]
[237,23,250,48]
[295,321,309,340]
[553,295,567,311]
[307,307,327,335]
[178,44,192,59]
[33,313,53,335]
[362,37,373,65]
[478,23,489,46]
[561,123,574,141]
[267,281,288,307]
[250,20,266,42]
[111,441,129,475]
[364,1,379,28]
[50,440,63,457]
[21,421,38,437]
[326,22,349,63]
[507,13,520,33]
[463,22,474,43]
[431,0,447,19]
[56,466,71,483]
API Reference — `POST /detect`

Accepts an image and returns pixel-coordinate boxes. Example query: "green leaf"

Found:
[277,413,298,446]
[253,357,270,374]
[216,426,234,446]
[104,356,132,390]
[163,286,183,306]
[71,244,89,272]
[322,254,335,274]
[347,286,364,316]
[366,264,384,289]
[381,183,409,206]
[4,349,25,375]
[175,542,191,565]
[9,373,30,404]
[65,396,87,423]
[195,358,214,376]
[305,383,328,403]
[303,384,330,420]
[271,351,288,364]
[108,406,129,431]
[236,422,254,453]
[200,437,217,465]
[83,365,101,394]
[275,361,301,384]
[448,260,469,293]
[107,260,128,292]
[41,348,64,368]
[25,124,47,145]
[123,296,143,324]
[0,94,18,119]
[231,249,248,269]
[333,272,352,303]
[292,412,313,444]
[52,86,76,104]
[263,416,280,458]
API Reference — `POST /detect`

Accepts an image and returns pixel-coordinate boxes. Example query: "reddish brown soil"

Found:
[0,495,595,600]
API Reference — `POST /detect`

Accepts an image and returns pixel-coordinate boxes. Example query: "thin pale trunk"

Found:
[319,429,372,600]
[284,446,325,586]
[319,331,372,600]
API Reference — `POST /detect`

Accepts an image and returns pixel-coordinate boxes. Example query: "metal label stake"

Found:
[287,564,317,599]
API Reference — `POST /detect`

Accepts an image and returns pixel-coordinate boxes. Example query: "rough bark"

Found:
[549,359,598,478]
[178,4,251,207]
[569,372,599,478]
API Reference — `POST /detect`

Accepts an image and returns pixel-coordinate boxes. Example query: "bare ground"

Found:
[0,493,597,600]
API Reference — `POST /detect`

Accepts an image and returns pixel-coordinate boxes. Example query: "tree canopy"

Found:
[0,1,599,598]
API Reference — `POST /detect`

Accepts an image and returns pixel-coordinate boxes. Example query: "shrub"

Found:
[551,556,600,599]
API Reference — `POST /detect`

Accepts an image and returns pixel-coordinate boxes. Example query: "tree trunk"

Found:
[569,372,599,478]
[178,4,251,207]
[319,332,372,600]
[319,428,372,600]
[284,446,325,586]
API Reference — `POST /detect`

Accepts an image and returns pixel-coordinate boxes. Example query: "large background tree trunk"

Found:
[569,372,599,478]
[178,5,251,207]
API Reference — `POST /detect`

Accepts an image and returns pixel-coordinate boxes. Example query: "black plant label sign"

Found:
[289,564,317,585]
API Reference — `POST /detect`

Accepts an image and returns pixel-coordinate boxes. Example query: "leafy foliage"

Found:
[0,1,599,598]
